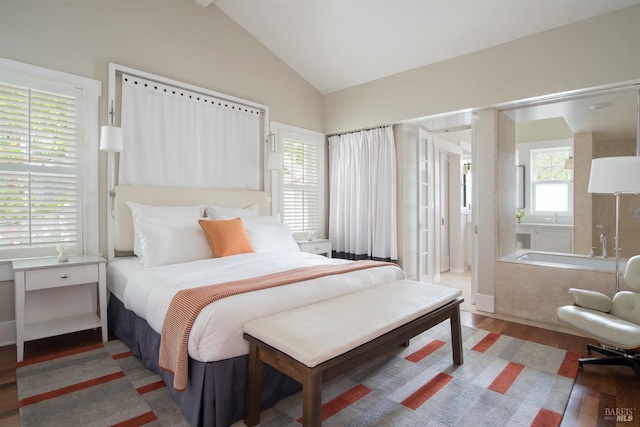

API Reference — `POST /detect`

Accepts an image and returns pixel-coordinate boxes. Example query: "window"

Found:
[283,139,319,231]
[531,147,572,215]
[0,58,100,260]
[0,83,78,250]
[271,122,325,236]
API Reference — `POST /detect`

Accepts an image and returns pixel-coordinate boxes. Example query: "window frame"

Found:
[0,58,101,264]
[270,122,326,237]
[530,146,573,216]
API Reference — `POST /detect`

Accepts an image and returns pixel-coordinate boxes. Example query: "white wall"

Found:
[473,109,498,312]
[323,5,640,134]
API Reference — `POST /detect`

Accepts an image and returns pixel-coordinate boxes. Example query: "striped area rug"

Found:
[16,324,579,427]
[16,340,187,427]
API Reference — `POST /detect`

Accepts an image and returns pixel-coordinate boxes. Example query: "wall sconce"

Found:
[101,100,123,205]
[266,133,282,170]
[564,156,574,170]
[99,100,123,152]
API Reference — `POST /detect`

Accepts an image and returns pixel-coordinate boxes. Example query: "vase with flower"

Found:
[515,208,526,224]
[56,244,69,262]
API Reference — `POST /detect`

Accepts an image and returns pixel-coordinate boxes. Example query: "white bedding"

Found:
[107,257,144,301]
[107,252,405,362]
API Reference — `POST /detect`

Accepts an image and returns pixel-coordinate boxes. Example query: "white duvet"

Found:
[117,252,405,362]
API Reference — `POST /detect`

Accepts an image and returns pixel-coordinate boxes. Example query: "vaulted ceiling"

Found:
[199,0,640,139]
[204,0,639,95]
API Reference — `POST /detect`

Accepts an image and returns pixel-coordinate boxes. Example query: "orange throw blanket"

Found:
[159,260,395,390]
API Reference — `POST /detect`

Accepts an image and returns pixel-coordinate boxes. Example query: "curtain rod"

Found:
[110,63,268,113]
[328,124,394,138]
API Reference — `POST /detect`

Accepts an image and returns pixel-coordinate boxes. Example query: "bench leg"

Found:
[301,372,322,427]
[245,342,264,427]
[451,306,464,365]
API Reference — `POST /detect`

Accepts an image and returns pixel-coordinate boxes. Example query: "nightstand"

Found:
[296,238,332,258]
[12,254,107,362]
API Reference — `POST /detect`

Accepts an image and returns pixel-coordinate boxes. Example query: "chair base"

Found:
[579,344,640,376]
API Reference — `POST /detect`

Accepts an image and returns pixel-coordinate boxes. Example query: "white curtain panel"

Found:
[328,126,397,260]
[120,75,261,189]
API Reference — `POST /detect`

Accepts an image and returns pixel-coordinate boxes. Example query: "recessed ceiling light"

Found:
[588,102,614,110]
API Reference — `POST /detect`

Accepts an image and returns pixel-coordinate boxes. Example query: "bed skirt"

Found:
[107,296,301,427]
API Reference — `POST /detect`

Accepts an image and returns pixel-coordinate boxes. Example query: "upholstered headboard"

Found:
[112,185,269,253]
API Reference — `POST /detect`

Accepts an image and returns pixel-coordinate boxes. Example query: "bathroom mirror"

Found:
[515,165,524,209]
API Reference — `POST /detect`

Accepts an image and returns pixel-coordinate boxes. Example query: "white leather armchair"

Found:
[556,254,640,375]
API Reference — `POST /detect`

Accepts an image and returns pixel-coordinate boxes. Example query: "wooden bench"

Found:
[242,279,464,426]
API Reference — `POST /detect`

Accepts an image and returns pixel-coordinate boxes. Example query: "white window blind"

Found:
[0,82,79,252]
[282,138,320,232]
[531,147,572,214]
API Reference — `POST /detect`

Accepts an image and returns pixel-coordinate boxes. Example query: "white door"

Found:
[440,151,450,272]
[417,128,434,282]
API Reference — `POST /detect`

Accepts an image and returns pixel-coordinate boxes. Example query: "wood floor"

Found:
[1,312,638,427]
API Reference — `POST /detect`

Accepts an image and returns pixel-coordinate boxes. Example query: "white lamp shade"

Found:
[267,152,283,170]
[100,125,124,152]
[588,156,640,194]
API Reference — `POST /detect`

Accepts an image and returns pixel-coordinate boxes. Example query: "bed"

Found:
[106,185,406,426]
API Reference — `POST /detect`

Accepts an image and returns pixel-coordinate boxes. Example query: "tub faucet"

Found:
[600,234,607,258]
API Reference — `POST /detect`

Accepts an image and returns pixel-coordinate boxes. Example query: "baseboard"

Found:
[0,320,16,347]
[474,293,495,313]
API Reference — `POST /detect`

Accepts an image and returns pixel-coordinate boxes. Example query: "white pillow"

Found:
[137,221,211,267]
[127,202,205,263]
[244,221,300,253]
[241,213,281,225]
[205,204,259,219]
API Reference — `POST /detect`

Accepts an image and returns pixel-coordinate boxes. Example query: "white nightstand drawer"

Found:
[25,264,98,291]
[297,239,332,257]
[304,242,331,254]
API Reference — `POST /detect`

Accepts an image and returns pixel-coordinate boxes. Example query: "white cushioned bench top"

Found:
[243,279,462,367]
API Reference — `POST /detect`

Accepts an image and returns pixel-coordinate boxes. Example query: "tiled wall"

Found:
[495,260,628,326]
[573,132,593,255]
[592,138,640,259]
[498,113,517,258]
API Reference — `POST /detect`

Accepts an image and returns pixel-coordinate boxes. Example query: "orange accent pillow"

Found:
[198,218,255,258]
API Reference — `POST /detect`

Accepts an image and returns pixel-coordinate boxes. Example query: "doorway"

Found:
[416,121,475,309]
[433,134,473,307]
[434,137,465,274]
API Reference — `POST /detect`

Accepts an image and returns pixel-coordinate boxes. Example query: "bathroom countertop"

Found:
[516,223,574,229]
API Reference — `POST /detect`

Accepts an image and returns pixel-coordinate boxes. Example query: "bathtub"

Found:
[513,251,627,273]
[495,250,628,327]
